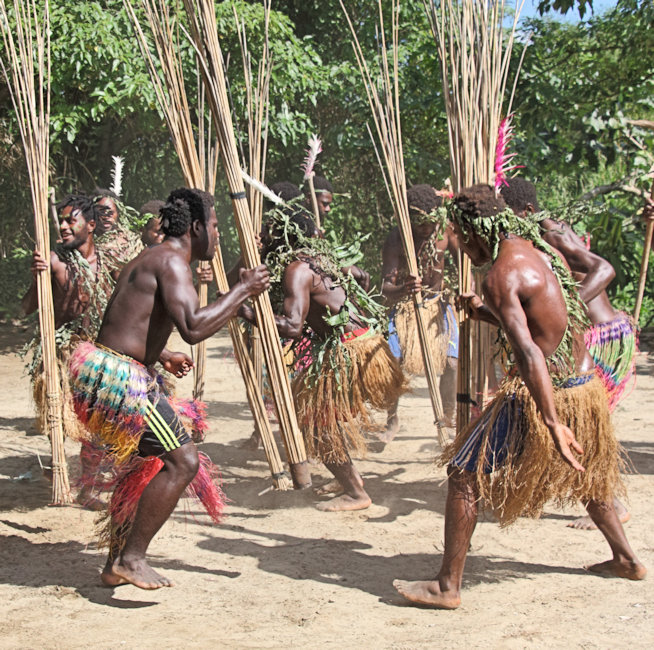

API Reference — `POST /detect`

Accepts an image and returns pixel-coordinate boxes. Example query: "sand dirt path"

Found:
[0,325,652,649]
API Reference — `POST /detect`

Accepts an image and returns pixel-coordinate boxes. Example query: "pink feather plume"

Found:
[302,134,322,180]
[494,115,523,193]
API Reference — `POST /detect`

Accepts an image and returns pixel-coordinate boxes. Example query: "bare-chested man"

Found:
[501,178,634,529]
[258,208,405,511]
[68,187,269,589]
[22,195,114,509]
[381,184,458,438]
[394,184,645,610]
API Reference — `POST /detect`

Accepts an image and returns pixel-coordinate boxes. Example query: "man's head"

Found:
[160,188,217,260]
[92,188,120,233]
[449,184,508,266]
[499,178,539,217]
[407,184,444,239]
[139,199,165,247]
[270,181,302,203]
[57,194,108,251]
[262,205,321,256]
[304,175,333,219]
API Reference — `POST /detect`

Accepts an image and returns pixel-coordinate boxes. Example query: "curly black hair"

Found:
[57,193,110,227]
[308,175,333,194]
[453,184,507,221]
[91,187,119,201]
[160,188,214,238]
[406,184,442,217]
[138,199,165,218]
[270,181,302,202]
[499,177,540,214]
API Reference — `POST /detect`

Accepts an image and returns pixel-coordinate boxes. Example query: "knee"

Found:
[165,444,199,483]
[447,465,477,497]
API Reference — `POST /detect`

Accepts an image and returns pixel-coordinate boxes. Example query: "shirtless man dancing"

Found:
[394,185,645,610]
[69,187,269,589]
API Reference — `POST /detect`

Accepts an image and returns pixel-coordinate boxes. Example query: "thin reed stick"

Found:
[0,0,72,503]
[341,0,447,447]
[124,0,291,489]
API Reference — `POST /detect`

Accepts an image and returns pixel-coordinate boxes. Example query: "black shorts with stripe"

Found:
[138,393,192,457]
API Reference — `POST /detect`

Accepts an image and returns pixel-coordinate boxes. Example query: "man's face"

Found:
[452,221,490,267]
[316,191,333,218]
[411,219,437,241]
[198,207,219,260]
[97,197,119,232]
[59,206,94,250]
[142,217,163,247]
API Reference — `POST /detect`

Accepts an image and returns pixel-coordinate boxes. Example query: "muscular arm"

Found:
[274,262,312,339]
[542,220,614,303]
[342,264,370,291]
[160,257,268,345]
[21,250,65,316]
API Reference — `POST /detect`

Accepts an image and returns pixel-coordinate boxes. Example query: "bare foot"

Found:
[315,493,371,512]
[240,431,261,450]
[393,579,461,610]
[568,500,630,530]
[377,415,400,444]
[102,557,174,590]
[314,479,344,496]
[76,489,105,512]
[585,558,647,581]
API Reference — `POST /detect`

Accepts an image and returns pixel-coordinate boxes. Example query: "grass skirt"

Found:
[585,312,638,412]
[393,295,456,376]
[293,329,407,464]
[443,374,624,527]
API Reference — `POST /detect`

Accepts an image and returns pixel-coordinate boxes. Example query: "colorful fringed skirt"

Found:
[68,341,224,554]
[293,328,408,464]
[444,371,624,527]
[585,311,638,412]
[388,294,458,376]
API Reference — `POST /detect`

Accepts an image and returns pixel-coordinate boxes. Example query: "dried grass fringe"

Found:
[442,375,625,527]
[394,296,454,376]
[33,346,89,443]
[293,333,408,464]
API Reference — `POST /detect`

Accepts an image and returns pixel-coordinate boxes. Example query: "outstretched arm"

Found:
[159,257,270,345]
[274,262,312,339]
[542,220,615,304]
[484,273,585,472]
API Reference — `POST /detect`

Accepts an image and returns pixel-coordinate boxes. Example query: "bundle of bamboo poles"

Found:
[233,1,273,403]
[0,0,71,504]
[341,0,447,447]
[181,0,308,486]
[424,0,526,429]
[123,0,292,490]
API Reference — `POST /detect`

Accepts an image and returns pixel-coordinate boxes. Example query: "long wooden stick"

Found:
[633,181,654,323]
[182,0,308,486]
[124,0,291,489]
[341,0,446,447]
[0,0,71,504]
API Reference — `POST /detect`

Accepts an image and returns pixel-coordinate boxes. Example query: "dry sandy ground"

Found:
[0,324,653,649]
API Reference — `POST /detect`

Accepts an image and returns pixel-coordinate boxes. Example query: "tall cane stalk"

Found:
[0,0,72,503]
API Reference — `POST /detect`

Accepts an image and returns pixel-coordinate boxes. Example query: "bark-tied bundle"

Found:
[181,0,307,478]
[341,0,447,447]
[123,0,291,489]
[424,0,527,430]
[0,0,71,504]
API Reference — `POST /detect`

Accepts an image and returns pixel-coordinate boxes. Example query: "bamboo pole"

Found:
[0,0,71,504]
[307,176,321,230]
[633,181,654,323]
[124,0,292,489]
[182,0,308,486]
[341,0,447,447]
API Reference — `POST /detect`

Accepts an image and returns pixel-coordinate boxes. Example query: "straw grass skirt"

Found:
[293,329,408,464]
[443,372,624,527]
[393,295,457,376]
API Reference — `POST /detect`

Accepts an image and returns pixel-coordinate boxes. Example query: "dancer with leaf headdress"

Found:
[255,204,407,511]
[394,185,645,611]
[22,195,115,509]
[381,184,459,440]
[501,177,635,530]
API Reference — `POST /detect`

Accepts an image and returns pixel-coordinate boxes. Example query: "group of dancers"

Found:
[22,173,649,605]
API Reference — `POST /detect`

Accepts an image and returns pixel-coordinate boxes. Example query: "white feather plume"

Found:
[241,169,283,205]
[110,155,124,198]
[302,134,322,180]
